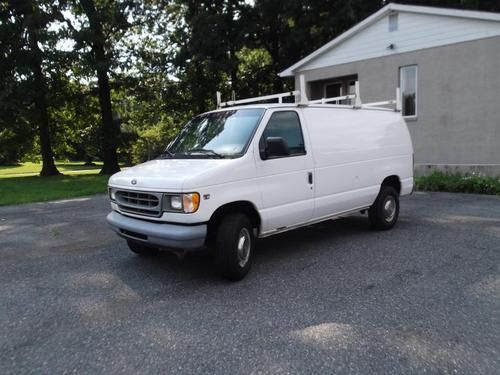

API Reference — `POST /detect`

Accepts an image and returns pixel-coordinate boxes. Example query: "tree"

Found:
[5,0,61,175]
[75,0,121,174]
[0,2,34,165]
[170,0,251,113]
[250,0,385,92]
[4,0,500,172]
[235,47,275,98]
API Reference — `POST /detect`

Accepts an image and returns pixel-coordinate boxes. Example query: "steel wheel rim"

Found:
[383,196,396,222]
[236,228,251,268]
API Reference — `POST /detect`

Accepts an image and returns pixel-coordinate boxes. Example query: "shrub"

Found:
[415,172,500,195]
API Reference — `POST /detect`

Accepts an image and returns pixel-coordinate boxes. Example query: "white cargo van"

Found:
[107,85,413,280]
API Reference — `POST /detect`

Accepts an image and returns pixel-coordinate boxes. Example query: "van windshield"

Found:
[166,109,265,158]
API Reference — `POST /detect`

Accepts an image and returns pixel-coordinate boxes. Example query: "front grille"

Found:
[117,191,159,207]
[115,190,162,217]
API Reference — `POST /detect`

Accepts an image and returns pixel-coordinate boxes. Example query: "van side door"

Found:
[253,109,314,234]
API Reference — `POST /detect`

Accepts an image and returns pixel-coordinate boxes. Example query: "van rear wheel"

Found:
[127,240,159,256]
[368,186,399,230]
[215,213,254,281]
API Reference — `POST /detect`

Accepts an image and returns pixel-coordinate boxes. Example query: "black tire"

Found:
[127,240,159,256]
[368,186,400,230]
[214,213,254,281]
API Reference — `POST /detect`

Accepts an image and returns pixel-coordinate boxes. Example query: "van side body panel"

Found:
[301,107,413,220]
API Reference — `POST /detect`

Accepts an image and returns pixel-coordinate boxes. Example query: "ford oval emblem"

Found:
[131,179,137,185]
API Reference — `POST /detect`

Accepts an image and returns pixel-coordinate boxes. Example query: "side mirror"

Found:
[261,137,290,159]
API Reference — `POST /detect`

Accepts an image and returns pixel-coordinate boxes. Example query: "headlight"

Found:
[108,187,116,201]
[170,195,183,210]
[162,193,200,213]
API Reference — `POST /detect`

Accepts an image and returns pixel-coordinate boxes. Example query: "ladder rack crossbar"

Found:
[363,99,397,107]
[307,103,354,109]
[309,94,356,104]
[218,91,300,108]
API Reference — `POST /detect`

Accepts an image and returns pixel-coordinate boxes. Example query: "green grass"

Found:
[415,172,500,195]
[0,174,109,206]
[0,161,103,178]
[0,162,110,206]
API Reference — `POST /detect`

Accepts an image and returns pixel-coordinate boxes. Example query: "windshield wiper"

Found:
[188,148,224,158]
[157,149,175,158]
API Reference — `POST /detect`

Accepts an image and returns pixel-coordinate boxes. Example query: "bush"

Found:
[129,120,181,165]
[0,125,35,165]
[415,172,500,195]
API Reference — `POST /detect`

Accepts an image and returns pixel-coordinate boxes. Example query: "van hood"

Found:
[108,158,235,191]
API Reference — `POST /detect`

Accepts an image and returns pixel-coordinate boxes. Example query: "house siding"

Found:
[297,11,500,72]
[294,36,500,175]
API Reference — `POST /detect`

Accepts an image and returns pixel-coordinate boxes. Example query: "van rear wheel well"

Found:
[381,175,401,195]
[206,201,261,247]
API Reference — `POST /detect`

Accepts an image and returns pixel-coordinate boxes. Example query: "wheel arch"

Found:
[381,175,401,195]
[206,201,261,246]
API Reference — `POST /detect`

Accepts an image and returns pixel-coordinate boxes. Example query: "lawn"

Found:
[0,161,103,178]
[0,162,110,206]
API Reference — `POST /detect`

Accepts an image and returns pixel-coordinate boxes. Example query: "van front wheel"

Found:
[368,186,399,230]
[215,213,254,281]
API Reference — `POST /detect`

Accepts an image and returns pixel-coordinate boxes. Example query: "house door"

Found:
[324,82,343,100]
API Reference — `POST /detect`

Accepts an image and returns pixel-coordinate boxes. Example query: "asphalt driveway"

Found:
[1,192,499,374]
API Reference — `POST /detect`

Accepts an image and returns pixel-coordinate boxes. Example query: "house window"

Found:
[389,13,398,32]
[400,65,417,117]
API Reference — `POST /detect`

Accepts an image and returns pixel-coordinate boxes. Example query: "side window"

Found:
[261,111,306,158]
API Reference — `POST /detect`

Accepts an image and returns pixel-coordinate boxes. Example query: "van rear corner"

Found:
[400,176,414,196]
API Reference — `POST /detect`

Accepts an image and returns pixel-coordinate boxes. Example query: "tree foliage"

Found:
[1,0,63,174]
[1,0,499,170]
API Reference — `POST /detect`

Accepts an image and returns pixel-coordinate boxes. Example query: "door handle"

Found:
[308,172,313,184]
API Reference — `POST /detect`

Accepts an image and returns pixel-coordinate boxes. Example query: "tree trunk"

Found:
[80,0,120,175]
[194,61,207,114]
[35,85,61,177]
[95,62,120,175]
[24,1,60,176]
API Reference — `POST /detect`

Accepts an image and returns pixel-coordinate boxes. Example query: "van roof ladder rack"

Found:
[216,91,300,109]
[215,77,402,112]
[362,88,402,112]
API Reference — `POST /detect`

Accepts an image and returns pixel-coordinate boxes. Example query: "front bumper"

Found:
[106,211,207,250]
